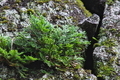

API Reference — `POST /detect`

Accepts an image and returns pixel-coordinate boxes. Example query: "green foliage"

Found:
[15,0,21,3]
[106,0,114,5]
[35,0,62,4]
[35,0,50,4]
[0,36,11,50]
[75,0,92,17]
[0,36,38,78]
[14,14,89,70]
[94,38,117,48]
[0,36,38,67]
[0,47,38,67]
[26,9,35,14]
[0,14,89,78]
[97,62,115,79]
[94,28,117,48]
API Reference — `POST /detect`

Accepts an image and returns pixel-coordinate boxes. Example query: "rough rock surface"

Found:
[93,0,120,80]
[0,0,91,37]
[78,14,100,40]
[2,0,120,80]
[0,0,99,80]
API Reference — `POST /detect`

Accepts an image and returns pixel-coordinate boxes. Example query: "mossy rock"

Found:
[75,0,92,17]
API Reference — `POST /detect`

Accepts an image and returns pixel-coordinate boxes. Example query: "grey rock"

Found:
[93,1,120,79]
[0,0,8,6]
[0,0,97,80]
[78,14,100,40]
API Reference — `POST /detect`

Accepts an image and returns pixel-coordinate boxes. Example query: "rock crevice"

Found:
[80,0,106,75]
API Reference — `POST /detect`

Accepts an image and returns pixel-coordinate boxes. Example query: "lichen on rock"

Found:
[0,0,97,79]
[93,1,120,79]
[0,0,92,37]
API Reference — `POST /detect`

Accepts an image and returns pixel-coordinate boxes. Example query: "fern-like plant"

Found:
[0,36,38,67]
[13,14,90,70]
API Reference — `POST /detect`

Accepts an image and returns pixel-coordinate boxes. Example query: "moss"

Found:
[67,16,73,19]
[95,26,119,79]
[115,76,120,80]
[7,22,17,32]
[73,64,81,69]
[75,0,92,17]
[109,56,116,63]
[53,0,61,2]
[42,13,47,17]
[85,70,92,74]
[8,28,16,32]
[15,0,21,3]
[36,0,61,4]
[0,17,7,21]
[106,0,114,5]
[101,38,116,47]
[1,6,10,10]
[97,62,115,79]
[55,15,62,19]
[26,9,35,14]
[36,0,50,4]
[7,78,16,80]
[109,28,120,37]
[61,0,69,3]
[0,20,9,24]
[73,74,80,80]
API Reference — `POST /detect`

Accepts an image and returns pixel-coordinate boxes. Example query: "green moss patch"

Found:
[75,0,92,17]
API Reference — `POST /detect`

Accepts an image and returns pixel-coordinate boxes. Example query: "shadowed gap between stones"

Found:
[80,0,106,76]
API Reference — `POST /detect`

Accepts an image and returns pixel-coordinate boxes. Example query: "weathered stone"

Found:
[93,1,120,79]
[0,0,98,80]
[78,14,100,40]
[0,0,8,6]
[81,0,106,18]
[0,0,89,37]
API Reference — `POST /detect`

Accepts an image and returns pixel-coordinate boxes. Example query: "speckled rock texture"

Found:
[93,0,120,80]
[0,0,98,80]
[2,0,120,80]
[0,0,92,37]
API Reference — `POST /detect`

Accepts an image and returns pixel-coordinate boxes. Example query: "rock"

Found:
[93,0,120,79]
[39,68,97,80]
[0,0,8,6]
[81,0,106,18]
[0,0,90,37]
[0,0,99,80]
[78,14,100,40]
